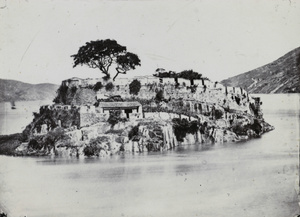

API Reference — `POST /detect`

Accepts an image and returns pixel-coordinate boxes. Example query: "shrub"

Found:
[232,119,262,136]
[172,118,199,142]
[214,109,223,119]
[93,82,103,91]
[0,133,23,155]
[249,103,258,116]
[71,86,78,94]
[28,138,44,150]
[105,82,114,91]
[250,119,262,135]
[83,136,111,157]
[187,120,199,134]
[83,143,101,157]
[53,85,68,104]
[129,79,141,95]
[190,85,197,93]
[155,90,164,102]
[232,124,247,136]
[43,127,70,150]
[128,125,139,141]
[26,128,70,153]
[107,110,127,127]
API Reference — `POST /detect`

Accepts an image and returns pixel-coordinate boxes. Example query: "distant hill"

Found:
[221,47,300,93]
[0,79,59,102]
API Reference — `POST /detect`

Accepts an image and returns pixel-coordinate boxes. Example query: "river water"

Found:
[0,100,52,135]
[0,94,299,217]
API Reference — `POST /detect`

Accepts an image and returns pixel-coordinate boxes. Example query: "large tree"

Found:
[71,39,141,80]
[114,52,141,81]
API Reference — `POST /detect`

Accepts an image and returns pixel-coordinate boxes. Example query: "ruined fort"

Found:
[19,75,271,157]
[36,75,261,130]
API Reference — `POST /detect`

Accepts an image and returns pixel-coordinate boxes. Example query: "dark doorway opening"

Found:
[125,109,133,118]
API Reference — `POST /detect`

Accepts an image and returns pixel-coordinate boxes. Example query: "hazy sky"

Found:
[1,0,300,84]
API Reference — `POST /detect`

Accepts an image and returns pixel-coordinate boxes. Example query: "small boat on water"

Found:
[11,101,16,109]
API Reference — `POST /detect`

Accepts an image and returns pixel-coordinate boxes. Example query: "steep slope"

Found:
[221,47,300,93]
[0,79,59,102]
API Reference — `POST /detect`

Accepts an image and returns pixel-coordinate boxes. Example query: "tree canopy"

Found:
[71,39,141,80]
[179,70,202,80]
[153,69,207,80]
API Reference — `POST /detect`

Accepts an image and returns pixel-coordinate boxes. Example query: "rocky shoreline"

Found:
[0,110,274,157]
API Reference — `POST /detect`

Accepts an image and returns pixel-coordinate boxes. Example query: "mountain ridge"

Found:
[0,78,59,102]
[221,47,300,93]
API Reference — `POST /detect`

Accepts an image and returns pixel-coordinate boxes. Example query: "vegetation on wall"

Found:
[53,83,96,105]
[53,85,69,104]
[128,125,139,141]
[155,90,164,102]
[214,109,224,119]
[153,68,209,80]
[93,82,103,91]
[105,82,114,91]
[107,110,127,127]
[83,136,111,157]
[232,119,262,136]
[172,118,199,142]
[129,79,141,95]
[22,108,80,140]
[0,133,23,155]
[27,128,71,155]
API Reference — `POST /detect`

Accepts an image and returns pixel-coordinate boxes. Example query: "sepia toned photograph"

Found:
[0,0,299,216]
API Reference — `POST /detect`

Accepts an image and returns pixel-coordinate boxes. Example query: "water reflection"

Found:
[0,94,299,217]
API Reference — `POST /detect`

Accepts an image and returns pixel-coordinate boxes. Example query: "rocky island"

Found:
[1,73,273,157]
[0,39,274,157]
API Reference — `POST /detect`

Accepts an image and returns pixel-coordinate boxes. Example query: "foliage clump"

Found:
[53,85,69,104]
[128,125,139,141]
[153,68,209,81]
[53,83,96,105]
[155,90,164,102]
[107,110,127,127]
[27,128,71,154]
[105,82,114,91]
[232,119,262,136]
[93,82,103,91]
[129,79,141,95]
[83,136,110,157]
[0,133,23,155]
[214,109,224,119]
[172,118,199,142]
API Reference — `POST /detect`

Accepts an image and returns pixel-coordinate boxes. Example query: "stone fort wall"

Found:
[38,75,257,133]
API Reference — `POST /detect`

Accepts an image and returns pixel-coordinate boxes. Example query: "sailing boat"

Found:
[11,101,16,109]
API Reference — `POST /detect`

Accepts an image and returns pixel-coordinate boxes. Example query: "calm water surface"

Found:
[0,94,299,217]
[0,100,52,135]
